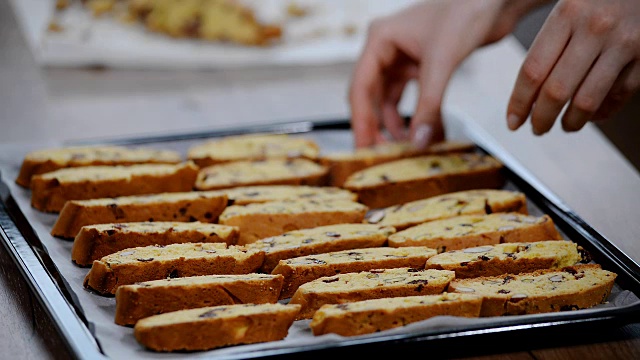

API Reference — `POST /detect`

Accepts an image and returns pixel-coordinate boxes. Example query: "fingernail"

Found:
[412,124,433,149]
[507,114,521,130]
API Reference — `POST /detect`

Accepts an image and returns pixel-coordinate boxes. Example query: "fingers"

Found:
[593,60,640,121]
[381,77,411,141]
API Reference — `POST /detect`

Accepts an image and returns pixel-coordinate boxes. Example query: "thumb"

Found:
[410,56,450,149]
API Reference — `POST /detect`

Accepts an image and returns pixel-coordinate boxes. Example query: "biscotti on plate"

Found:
[387,213,563,252]
[134,303,300,352]
[220,185,357,205]
[448,264,617,316]
[343,153,505,208]
[15,145,181,188]
[272,246,438,299]
[320,140,475,187]
[31,162,199,213]
[72,222,240,267]
[51,190,229,239]
[309,293,482,337]
[219,199,369,245]
[187,133,320,167]
[246,223,396,273]
[194,158,329,190]
[83,243,264,295]
[426,240,588,278]
[115,273,284,326]
[364,189,528,230]
[289,268,455,319]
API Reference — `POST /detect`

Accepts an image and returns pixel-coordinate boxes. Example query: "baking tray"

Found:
[2,117,640,360]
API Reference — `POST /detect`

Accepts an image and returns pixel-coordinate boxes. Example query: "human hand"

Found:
[507,0,640,135]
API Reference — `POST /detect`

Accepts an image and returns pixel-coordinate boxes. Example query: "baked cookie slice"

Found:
[15,145,181,188]
[115,273,284,326]
[272,246,438,299]
[343,153,505,208]
[289,268,455,319]
[31,162,199,213]
[448,264,617,316]
[246,223,396,273]
[219,199,369,245]
[83,243,264,295]
[195,158,329,191]
[309,293,482,337]
[134,303,300,352]
[387,213,563,252]
[220,185,357,205]
[72,222,240,267]
[364,189,528,230]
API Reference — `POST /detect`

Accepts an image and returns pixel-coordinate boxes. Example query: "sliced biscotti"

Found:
[364,189,528,231]
[246,224,396,273]
[72,222,240,267]
[31,162,199,213]
[195,158,329,190]
[187,133,320,167]
[134,303,300,352]
[272,246,438,299]
[219,199,369,245]
[220,185,357,205]
[309,293,482,337]
[320,140,476,187]
[426,240,589,278]
[83,243,264,295]
[115,273,284,326]
[289,268,455,319]
[51,191,229,239]
[16,145,181,188]
[343,153,505,208]
[387,213,563,252]
[448,264,617,316]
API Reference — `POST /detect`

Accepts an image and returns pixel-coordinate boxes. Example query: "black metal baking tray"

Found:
[2,117,640,360]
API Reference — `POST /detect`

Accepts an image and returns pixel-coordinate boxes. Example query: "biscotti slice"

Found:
[426,240,589,278]
[134,303,300,352]
[31,162,199,213]
[83,243,264,295]
[387,213,563,252]
[188,133,320,167]
[272,246,438,299]
[448,264,617,316]
[115,273,284,326]
[290,268,455,319]
[72,222,240,267]
[221,185,357,205]
[16,145,181,188]
[343,153,505,208]
[365,189,528,231]
[320,140,475,187]
[219,199,369,245]
[195,158,329,191]
[309,293,482,337]
[51,190,228,239]
[246,224,396,273]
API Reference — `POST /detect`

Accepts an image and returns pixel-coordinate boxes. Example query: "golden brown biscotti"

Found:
[83,243,264,295]
[220,185,357,205]
[72,222,240,267]
[114,273,284,326]
[289,268,455,319]
[15,145,181,188]
[134,303,300,352]
[187,133,320,168]
[343,154,505,208]
[31,162,199,213]
[387,213,563,252]
[246,224,396,273]
[195,158,329,191]
[364,189,528,230]
[448,264,617,316]
[309,293,482,337]
[425,240,589,278]
[219,199,369,245]
[272,246,438,299]
[51,191,228,239]
[320,140,476,187]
